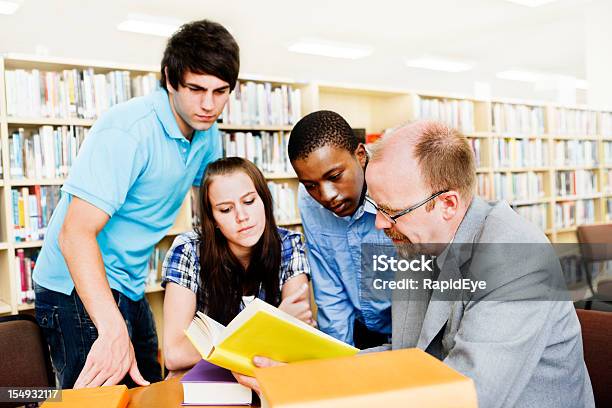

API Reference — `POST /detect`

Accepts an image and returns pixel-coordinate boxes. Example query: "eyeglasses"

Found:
[365,190,449,224]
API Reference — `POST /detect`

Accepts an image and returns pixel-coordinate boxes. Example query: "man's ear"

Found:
[355,143,368,168]
[164,67,175,93]
[440,191,460,220]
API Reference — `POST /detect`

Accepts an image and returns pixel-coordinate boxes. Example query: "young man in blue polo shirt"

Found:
[32,20,239,389]
[288,110,392,348]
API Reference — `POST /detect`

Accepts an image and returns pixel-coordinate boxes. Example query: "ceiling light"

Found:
[506,0,557,7]
[404,56,473,73]
[288,39,372,60]
[503,0,559,7]
[0,0,20,15]
[117,15,183,37]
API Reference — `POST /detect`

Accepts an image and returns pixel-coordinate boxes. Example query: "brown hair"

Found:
[371,121,476,202]
[197,157,281,325]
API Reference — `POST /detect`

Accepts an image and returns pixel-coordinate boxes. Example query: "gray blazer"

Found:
[371,197,594,408]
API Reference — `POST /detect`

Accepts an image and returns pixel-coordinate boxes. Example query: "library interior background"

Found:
[1,0,612,401]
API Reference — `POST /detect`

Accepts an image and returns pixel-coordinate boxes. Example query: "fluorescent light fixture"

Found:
[288,39,372,60]
[117,15,184,37]
[404,56,473,73]
[504,0,559,7]
[0,0,20,15]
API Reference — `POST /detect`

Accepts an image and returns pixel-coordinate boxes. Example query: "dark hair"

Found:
[288,110,359,161]
[197,157,281,325]
[160,19,240,92]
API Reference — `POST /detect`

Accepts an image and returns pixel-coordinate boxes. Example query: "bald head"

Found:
[369,121,476,201]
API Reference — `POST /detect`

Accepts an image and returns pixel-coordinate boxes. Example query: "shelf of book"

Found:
[218,124,293,132]
[17,303,34,312]
[263,172,297,180]
[145,282,164,294]
[0,242,7,250]
[277,218,302,227]
[10,178,65,186]
[14,241,43,249]
[5,117,96,127]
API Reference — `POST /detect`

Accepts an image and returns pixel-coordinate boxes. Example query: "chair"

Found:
[0,314,55,406]
[576,309,612,408]
[577,224,612,309]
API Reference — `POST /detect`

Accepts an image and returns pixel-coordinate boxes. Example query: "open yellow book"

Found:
[184,298,358,376]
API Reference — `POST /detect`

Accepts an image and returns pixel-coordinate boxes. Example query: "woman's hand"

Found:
[232,357,285,395]
[279,283,316,326]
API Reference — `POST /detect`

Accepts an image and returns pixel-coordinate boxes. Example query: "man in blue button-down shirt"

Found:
[288,110,392,348]
[32,20,239,389]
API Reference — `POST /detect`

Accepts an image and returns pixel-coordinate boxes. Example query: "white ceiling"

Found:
[0,0,601,101]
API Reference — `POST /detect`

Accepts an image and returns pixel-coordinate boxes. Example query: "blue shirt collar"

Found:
[152,88,210,144]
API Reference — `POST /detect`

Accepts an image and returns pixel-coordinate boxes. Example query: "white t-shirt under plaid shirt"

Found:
[161,227,311,312]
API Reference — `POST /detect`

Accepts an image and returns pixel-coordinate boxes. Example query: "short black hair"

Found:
[160,19,240,92]
[288,110,359,161]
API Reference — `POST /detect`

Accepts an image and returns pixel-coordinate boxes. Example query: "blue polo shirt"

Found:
[33,89,221,301]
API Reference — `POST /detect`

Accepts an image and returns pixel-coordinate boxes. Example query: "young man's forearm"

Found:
[59,225,124,333]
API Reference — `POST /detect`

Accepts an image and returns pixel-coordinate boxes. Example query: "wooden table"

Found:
[127,376,258,407]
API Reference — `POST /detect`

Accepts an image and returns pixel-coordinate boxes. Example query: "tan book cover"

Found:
[255,348,478,408]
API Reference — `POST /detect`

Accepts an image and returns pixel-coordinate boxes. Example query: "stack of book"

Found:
[492,103,545,135]
[11,186,61,242]
[553,140,597,167]
[603,142,612,165]
[493,138,548,168]
[554,199,595,228]
[221,131,292,173]
[550,108,598,136]
[477,174,492,200]
[607,199,612,222]
[601,112,612,137]
[9,126,88,179]
[413,96,475,134]
[556,171,597,197]
[469,138,481,167]
[510,172,546,202]
[514,204,547,231]
[220,81,302,126]
[268,182,298,223]
[604,170,612,193]
[5,68,157,119]
[15,248,37,305]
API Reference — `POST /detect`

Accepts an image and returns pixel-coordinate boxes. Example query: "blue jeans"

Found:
[34,284,162,389]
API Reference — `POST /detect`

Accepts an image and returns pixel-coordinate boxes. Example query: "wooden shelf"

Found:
[494,167,550,173]
[217,124,293,132]
[264,172,297,180]
[556,226,578,233]
[0,180,4,187]
[0,301,12,314]
[464,132,491,138]
[17,303,34,312]
[0,242,8,250]
[9,178,65,186]
[554,165,598,171]
[510,197,551,206]
[491,133,547,139]
[6,117,96,127]
[145,282,164,294]
[550,134,599,140]
[277,218,302,226]
[14,241,43,249]
[555,193,603,201]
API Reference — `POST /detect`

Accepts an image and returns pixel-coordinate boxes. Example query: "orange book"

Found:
[41,385,129,408]
[255,348,478,408]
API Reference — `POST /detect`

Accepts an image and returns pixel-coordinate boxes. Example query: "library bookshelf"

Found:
[0,52,307,346]
[314,83,612,244]
[1,55,611,335]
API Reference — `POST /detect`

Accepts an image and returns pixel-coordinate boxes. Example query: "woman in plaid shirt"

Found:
[161,157,313,373]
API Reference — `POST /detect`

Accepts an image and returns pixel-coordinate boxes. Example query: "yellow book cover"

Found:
[184,298,358,376]
[41,384,129,408]
[255,348,478,408]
